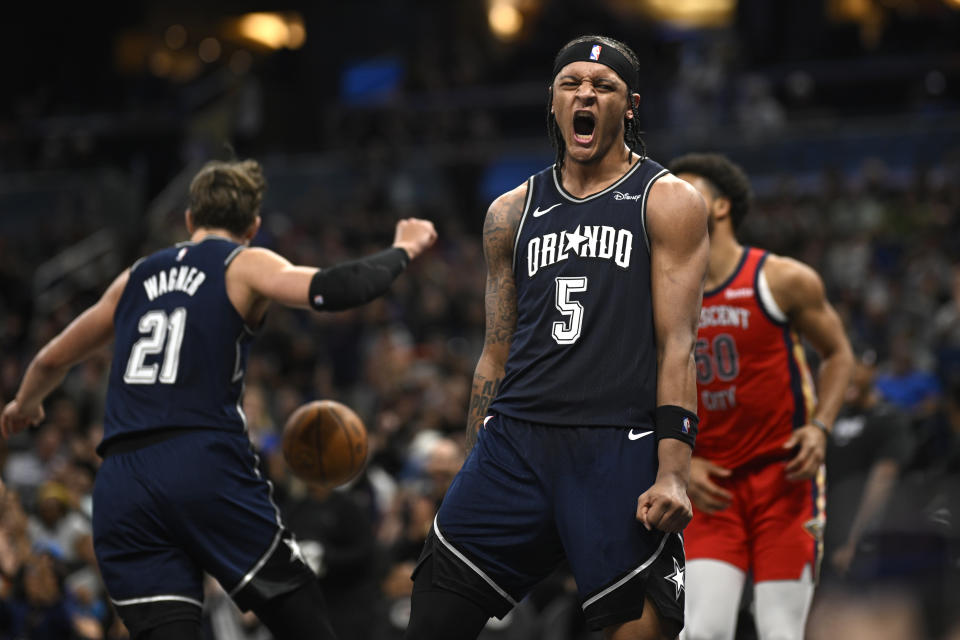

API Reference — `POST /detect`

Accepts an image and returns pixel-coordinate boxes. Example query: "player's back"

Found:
[695,247,816,469]
[491,158,668,428]
[102,237,253,451]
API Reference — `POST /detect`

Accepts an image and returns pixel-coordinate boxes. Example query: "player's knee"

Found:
[406,553,491,640]
[405,588,490,640]
[753,631,803,640]
[753,579,813,640]
[603,598,679,640]
[684,604,740,640]
[753,611,806,640]
[253,580,338,640]
[684,607,741,640]
[604,625,676,640]
[683,628,731,640]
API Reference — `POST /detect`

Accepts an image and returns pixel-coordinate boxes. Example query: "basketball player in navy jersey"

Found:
[405,36,709,640]
[1,158,436,640]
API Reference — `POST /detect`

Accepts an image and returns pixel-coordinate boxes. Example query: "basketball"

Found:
[281,400,369,486]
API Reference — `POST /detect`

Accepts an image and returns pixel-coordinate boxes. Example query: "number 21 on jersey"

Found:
[124,308,187,384]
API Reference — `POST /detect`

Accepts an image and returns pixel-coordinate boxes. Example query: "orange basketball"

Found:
[281,400,368,486]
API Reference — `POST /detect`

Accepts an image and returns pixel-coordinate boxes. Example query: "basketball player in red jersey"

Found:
[669,153,854,640]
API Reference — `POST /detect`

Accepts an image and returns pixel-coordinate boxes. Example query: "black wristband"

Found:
[308,247,409,311]
[655,405,698,449]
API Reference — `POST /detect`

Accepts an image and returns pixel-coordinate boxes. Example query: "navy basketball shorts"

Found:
[421,413,686,632]
[93,429,314,618]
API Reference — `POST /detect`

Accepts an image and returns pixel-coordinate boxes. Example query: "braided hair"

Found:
[547,35,646,173]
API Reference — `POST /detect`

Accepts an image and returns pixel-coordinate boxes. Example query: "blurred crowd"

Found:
[2,152,960,639]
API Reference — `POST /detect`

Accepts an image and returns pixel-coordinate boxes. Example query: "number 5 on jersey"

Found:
[553,276,588,345]
[124,308,187,384]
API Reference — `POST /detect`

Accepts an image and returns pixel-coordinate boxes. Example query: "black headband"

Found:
[552,41,640,91]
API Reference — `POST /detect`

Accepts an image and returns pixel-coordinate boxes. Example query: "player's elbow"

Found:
[828,338,855,374]
[478,344,510,373]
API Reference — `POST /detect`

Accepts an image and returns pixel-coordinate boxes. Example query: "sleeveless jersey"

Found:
[695,247,817,469]
[490,158,668,428]
[102,236,255,449]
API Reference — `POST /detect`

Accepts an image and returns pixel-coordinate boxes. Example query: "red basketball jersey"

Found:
[695,247,816,470]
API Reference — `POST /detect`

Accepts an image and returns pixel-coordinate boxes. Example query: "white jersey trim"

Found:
[551,157,644,203]
[112,594,203,608]
[224,245,245,267]
[581,531,672,611]
[511,177,535,275]
[434,515,518,606]
[236,379,248,429]
[757,267,787,323]
[228,525,284,597]
[640,169,670,253]
[248,444,283,526]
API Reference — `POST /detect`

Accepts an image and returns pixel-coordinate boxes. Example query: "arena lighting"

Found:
[286,19,307,49]
[488,1,524,41]
[237,13,287,49]
[828,0,874,22]
[637,0,736,27]
[236,12,307,50]
[149,49,174,77]
[165,24,187,50]
[198,37,221,63]
[944,0,960,8]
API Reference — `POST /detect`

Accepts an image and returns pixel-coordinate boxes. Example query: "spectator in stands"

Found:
[875,332,941,417]
[820,349,913,585]
[27,481,92,569]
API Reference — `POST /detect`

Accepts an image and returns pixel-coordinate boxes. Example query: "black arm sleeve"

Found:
[308,247,409,311]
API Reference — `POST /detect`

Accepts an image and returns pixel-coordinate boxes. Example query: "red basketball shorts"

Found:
[684,459,824,582]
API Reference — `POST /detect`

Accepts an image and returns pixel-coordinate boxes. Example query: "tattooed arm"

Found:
[465,183,527,452]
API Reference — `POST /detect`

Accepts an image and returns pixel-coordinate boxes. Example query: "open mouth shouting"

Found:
[572,110,596,145]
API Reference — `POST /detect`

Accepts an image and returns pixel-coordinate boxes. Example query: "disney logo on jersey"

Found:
[699,305,751,329]
[526,224,634,277]
[612,191,642,201]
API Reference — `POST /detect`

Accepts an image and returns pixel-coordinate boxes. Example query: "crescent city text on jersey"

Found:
[699,305,751,329]
[142,267,207,301]
[526,224,634,277]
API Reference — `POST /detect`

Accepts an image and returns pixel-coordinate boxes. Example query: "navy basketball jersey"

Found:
[490,158,668,428]
[102,237,254,449]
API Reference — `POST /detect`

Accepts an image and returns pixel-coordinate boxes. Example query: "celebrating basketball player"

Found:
[668,153,853,640]
[405,36,709,640]
[1,158,436,640]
